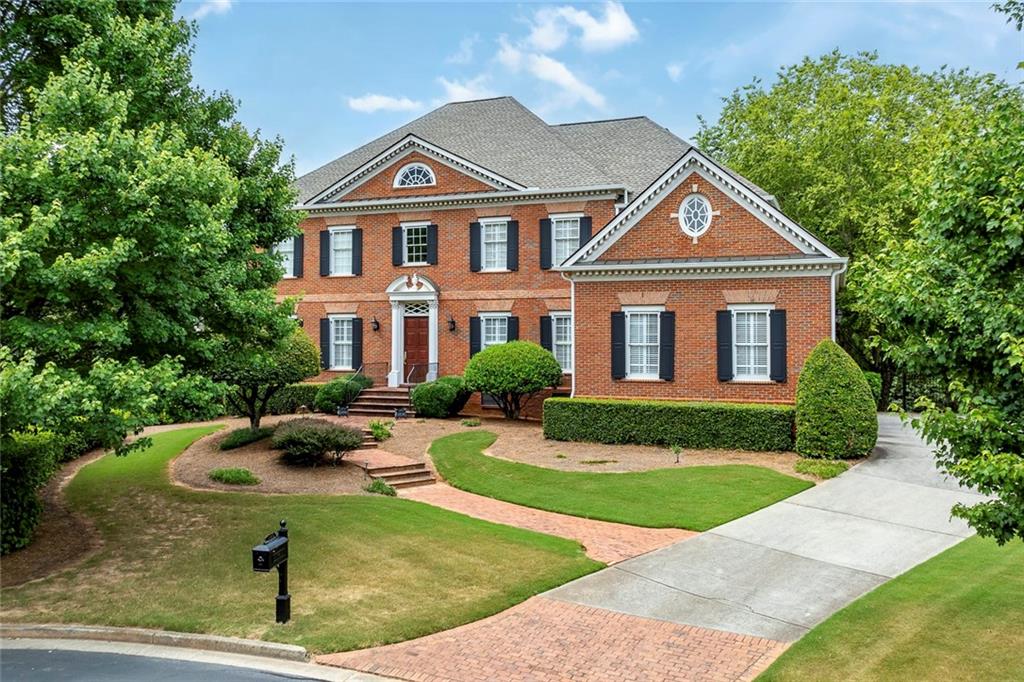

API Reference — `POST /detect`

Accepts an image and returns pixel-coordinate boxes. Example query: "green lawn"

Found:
[759,536,1024,681]
[430,431,812,530]
[1,427,601,653]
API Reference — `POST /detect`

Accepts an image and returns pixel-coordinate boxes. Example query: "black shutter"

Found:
[659,311,675,382]
[469,317,481,357]
[507,221,519,271]
[469,222,481,272]
[392,226,402,266]
[351,317,363,370]
[293,235,304,277]
[507,316,519,341]
[611,311,626,379]
[579,216,593,248]
[717,311,733,381]
[539,315,553,351]
[770,310,787,382]
[426,224,438,265]
[320,231,330,276]
[351,229,363,276]
[319,318,330,369]
[539,218,552,270]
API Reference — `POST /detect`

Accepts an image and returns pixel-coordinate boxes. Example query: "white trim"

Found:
[328,224,357,232]
[549,311,574,374]
[325,226,356,276]
[727,304,774,383]
[550,213,583,268]
[830,260,847,341]
[392,162,437,188]
[298,186,623,214]
[562,148,841,268]
[622,306,662,380]
[561,256,847,281]
[306,134,528,205]
[400,222,430,267]
[563,272,577,396]
[385,276,440,386]
[478,312,511,350]
[479,217,510,272]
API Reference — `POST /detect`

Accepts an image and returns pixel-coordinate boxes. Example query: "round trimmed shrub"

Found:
[411,380,458,418]
[464,341,562,420]
[313,375,373,413]
[796,340,878,459]
[436,375,472,415]
[271,418,364,466]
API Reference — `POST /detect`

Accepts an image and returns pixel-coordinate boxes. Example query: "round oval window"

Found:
[679,194,712,237]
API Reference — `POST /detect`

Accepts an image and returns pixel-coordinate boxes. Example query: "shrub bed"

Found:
[208,467,261,485]
[219,426,274,450]
[271,418,364,466]
[411,375,472,418]
[313,375,373,413]
[543,397,795,451]
[1,429,61,554]
[266,384,322,415]
[796,340,878,459]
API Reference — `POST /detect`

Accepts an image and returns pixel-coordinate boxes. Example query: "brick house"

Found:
[280,97,846,414]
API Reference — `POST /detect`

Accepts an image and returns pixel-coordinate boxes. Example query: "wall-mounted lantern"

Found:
[371,316,380,331]
[447,314,456,332]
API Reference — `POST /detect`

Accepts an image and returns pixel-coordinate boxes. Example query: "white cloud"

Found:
[346,94,423,113]
[666,61,686,82]
[526,54,605,108]
[445,34,480,65]
[437,75,496,103]
[190,0,233,20]
[557,2,639,52]
[527,1,638,53]
[497,35,524,70]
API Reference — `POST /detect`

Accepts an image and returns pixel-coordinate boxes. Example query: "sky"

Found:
[176,1,1023,176]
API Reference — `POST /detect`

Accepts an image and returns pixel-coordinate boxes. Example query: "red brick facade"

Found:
[283,145,841,409]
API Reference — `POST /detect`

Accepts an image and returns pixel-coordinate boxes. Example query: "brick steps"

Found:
[351,447,435,489]
[349,386,415,418]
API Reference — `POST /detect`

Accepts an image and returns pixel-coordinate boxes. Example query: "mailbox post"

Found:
[252,520,290,624]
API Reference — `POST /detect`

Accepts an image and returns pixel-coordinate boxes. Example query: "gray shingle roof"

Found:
[294,96,773,204]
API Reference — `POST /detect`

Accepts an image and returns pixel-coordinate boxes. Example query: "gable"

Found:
[565,149,840,268]
[598,171,802,262]
[306,134,526,206]
[340,151,497,202]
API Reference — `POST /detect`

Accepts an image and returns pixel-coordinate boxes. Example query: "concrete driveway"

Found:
[547,413,985,642]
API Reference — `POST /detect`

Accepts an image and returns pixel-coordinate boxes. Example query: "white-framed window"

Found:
[329,226,354,275]
[551,214,581,266]
[330,316,354,370]
[679,194,712,237]
[480,313,509,349]
[394,162,436,188]
[551,312,573,372]
[273,238,295,278]
[481,219,508,271]
[625,306,661,379]
[731,304,772,381]
[403,223,429,265]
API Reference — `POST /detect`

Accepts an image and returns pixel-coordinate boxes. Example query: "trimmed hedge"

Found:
[796,340,878,459]
[266,383,321,415]
[543,397,795,451]
[436,375,472,415]
[1,429,61,554]
[411,375,473,418]
[313,375,373,413]
[219,426,274,450]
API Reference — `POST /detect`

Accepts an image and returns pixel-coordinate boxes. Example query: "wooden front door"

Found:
[403,316,429,383]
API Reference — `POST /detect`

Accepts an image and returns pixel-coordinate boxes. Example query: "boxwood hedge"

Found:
[266,383,322,415]
[543,397,795,451]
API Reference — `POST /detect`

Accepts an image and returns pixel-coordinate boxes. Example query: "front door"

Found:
[403,316,429,383]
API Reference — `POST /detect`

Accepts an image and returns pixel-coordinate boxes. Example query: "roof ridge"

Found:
[439,95,515,106]
[553,116,649,127]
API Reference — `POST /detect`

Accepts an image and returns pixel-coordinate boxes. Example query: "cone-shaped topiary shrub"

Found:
[796,340,878,459]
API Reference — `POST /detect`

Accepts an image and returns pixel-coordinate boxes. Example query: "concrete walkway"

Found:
[547,414,985,642]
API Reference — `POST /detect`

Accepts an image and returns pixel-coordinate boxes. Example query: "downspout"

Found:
[830,262,848,342]
[561,271,577,397]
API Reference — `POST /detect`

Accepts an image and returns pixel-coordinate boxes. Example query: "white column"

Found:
[388,300,402,387]
[427,298,439,381]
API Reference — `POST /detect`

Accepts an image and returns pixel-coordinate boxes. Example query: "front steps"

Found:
[350,449,435,489]
[348,386,416,417]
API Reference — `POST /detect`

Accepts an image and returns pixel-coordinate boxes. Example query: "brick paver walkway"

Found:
[320,596,787,682]
[403,482,693,564]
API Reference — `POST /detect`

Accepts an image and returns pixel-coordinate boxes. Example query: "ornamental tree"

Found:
[857,87,1024,544]
[214,329,321,430]
[464,341,563,420]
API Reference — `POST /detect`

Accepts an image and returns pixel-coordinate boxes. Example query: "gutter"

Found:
[830,260,849,341]
[560,271,576,398]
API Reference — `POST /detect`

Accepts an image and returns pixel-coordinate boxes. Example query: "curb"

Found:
[0,624,308,662]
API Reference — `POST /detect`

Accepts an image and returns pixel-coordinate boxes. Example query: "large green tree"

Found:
[695,51,1011,403]
[857,88,1023,543]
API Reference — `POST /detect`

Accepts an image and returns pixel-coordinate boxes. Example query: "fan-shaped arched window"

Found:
[393,162,436,188]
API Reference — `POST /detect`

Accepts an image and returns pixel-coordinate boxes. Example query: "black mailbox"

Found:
[252,534,288,572]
